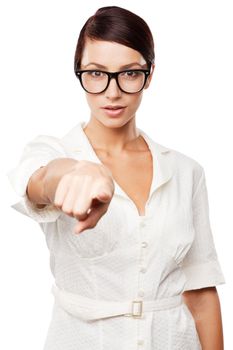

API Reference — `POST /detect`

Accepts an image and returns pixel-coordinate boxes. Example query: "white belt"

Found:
[51,284,183,321]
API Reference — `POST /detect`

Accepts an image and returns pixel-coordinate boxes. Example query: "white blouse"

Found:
[7,121,226,350]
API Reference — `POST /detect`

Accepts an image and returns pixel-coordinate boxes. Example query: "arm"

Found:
[182,287,224,349]
[26,157,114,232]
[26,158,79,207]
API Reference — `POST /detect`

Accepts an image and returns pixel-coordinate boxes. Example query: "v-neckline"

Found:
[79,121,156,217]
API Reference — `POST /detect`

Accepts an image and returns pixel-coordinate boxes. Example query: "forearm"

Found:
[27,158,79,206]
[183,288,224,349]
[194,299,224,349]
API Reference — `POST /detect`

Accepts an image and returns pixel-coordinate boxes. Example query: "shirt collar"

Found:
[62,121,175,200]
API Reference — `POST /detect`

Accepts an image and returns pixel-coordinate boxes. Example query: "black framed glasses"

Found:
[75,65,151,94]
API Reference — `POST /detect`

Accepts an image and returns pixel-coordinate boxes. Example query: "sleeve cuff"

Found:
[7,158,63,224]
[6,156,55,197]
[181,259,226,291]
[10,193,62,223]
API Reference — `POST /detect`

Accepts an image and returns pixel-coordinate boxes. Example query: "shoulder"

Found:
[24,122,83,155]
[151,138,204,186]
[169,144,203,174]
[139,127,205,184]
[23,134,66,157]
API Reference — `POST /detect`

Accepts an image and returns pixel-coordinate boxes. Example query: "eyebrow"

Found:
[82,62,146,69]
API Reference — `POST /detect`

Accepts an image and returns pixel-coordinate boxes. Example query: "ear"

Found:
[144,63,155,90]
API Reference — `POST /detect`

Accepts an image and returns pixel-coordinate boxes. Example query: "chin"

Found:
[104,116,135,129]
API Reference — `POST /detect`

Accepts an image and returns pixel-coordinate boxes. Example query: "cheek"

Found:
[127,94,143,112]
[85,94,99,110]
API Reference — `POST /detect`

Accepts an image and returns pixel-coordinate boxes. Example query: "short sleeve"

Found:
[6,134,67,223]
[181,166,226,291]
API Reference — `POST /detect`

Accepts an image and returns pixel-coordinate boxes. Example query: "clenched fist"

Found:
[53,160,115,234]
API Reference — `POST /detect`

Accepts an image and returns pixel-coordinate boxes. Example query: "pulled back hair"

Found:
[74,6,155,72]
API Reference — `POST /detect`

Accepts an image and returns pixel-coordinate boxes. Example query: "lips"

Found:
[102,105,126,110]
[101,105,126,117]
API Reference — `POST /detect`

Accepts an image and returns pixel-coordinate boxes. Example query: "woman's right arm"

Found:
[26,158,115,234]
[26,158,79,207]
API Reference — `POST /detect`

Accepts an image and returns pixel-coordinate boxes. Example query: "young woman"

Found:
[7,6,225,350]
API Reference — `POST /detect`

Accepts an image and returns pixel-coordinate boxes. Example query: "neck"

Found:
[83,116,143,155]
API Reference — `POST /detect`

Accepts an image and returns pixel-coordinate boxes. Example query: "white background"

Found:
[1,0,232,349]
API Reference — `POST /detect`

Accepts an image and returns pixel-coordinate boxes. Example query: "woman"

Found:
[7,6,225,350]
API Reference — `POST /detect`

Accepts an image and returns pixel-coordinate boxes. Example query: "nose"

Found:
[104,76,122,98]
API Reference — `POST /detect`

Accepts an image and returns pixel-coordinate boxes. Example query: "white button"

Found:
[138,339,144,346]
[141,241,148,248]
[140,266,147,273]
[138,289,145,297]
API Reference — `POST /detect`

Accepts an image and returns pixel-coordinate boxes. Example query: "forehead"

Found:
[81,39,146,69]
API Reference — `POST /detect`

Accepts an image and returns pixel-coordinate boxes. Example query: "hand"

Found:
[53,160,115,234]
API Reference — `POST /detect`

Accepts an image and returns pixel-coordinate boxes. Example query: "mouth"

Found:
[101,105,126,117]
[102,105,126,110]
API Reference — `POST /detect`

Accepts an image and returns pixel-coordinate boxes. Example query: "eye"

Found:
[87,71,104,78]
[120,70,141,79]
[127,71,137,76]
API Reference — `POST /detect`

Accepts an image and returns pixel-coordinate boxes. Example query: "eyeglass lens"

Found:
[81,71,146,93]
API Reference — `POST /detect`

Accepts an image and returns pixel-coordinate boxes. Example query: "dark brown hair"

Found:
[74,6,155,72]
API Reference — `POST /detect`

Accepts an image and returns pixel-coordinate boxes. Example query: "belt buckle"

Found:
[124,300,143,318]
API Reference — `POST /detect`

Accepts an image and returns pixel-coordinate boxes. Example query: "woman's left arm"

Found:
[182,287,224,350]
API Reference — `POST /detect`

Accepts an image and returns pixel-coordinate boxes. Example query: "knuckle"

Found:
[55,204,63,211]
[73,210,85,217]
[62,205,73,215]
[54,199,62,208]
[96,177,110,189]
[53,201,59,207]
[60,173,70,182]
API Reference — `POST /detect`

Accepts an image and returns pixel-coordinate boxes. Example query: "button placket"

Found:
[138,219,149,270]
[137,218,149,309]
[139,220,146,229]
[141,241,148,248]
[136,219,148,349]
[138,289,145,297]
[138,339,144,346]
[140,265,147,273]
[140,240,148,264]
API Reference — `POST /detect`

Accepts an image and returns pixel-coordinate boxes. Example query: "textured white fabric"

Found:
[7,121,226,350]
[51,283,183,320]
[7,135,67,223]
